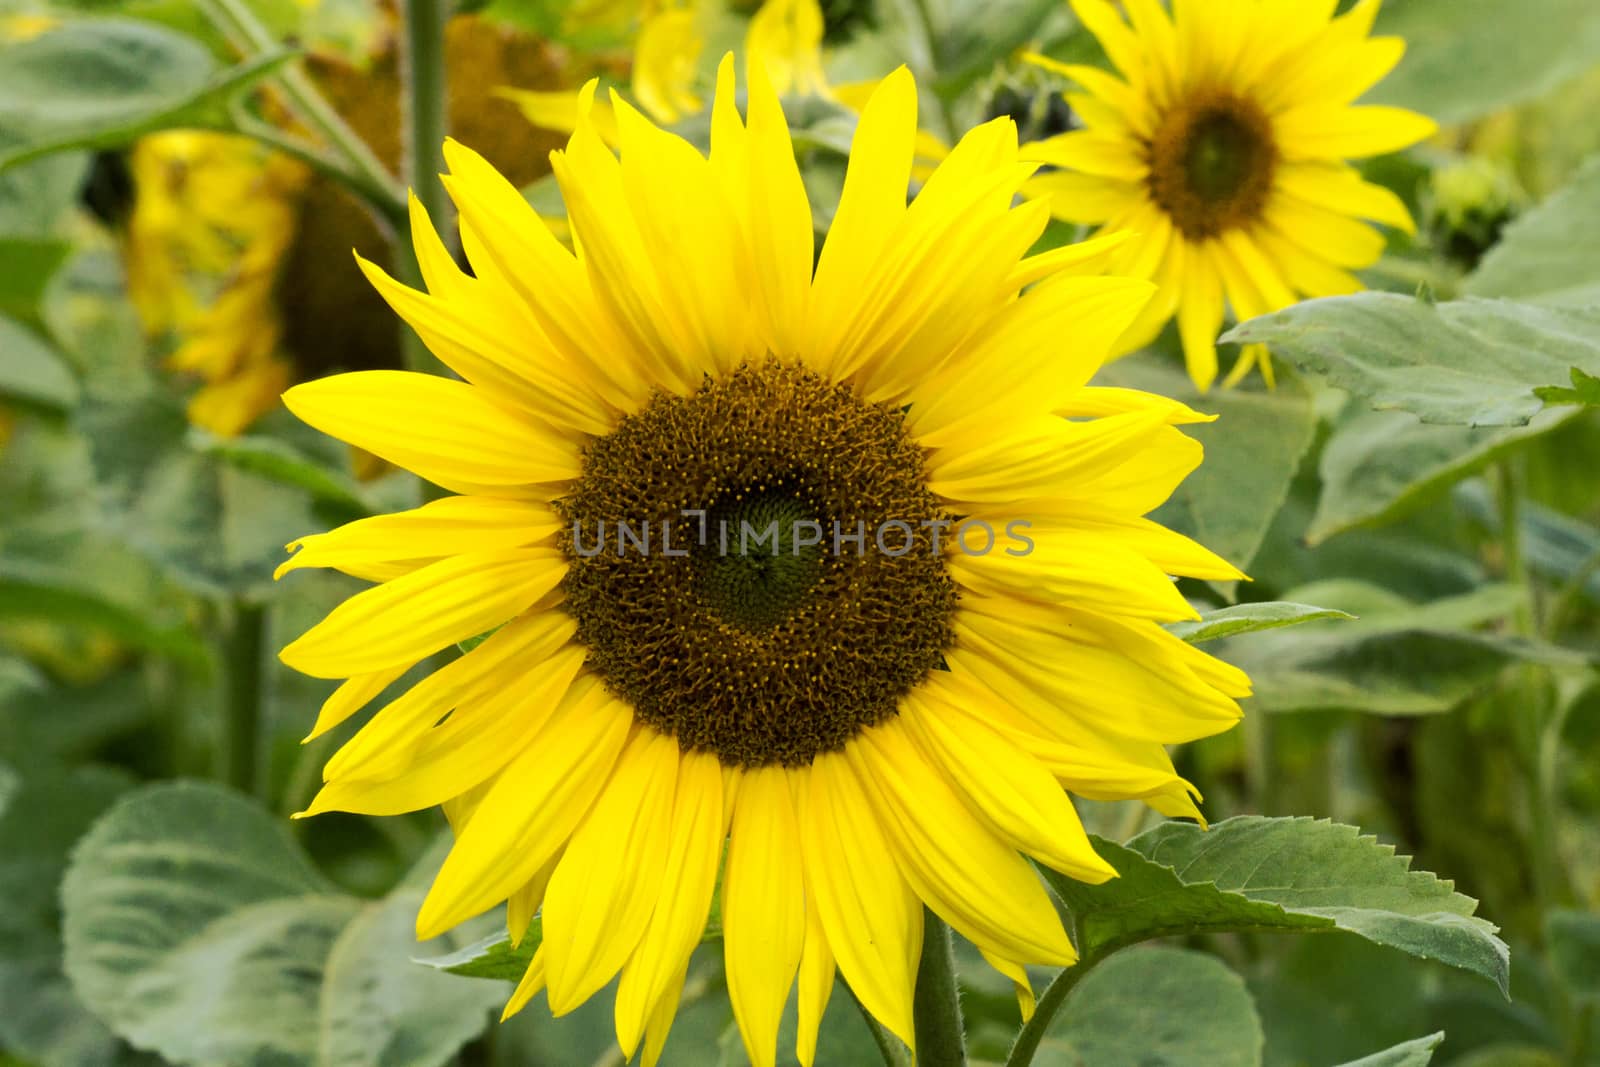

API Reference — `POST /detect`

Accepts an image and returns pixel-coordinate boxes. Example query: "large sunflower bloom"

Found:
[1027,0,1436,390]
[276,60,1250,1067]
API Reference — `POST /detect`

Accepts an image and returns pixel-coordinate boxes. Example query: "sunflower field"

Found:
[3,0,1600,1064]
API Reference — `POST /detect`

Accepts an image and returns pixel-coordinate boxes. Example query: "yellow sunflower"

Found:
[502,0,828,140]
[1025,0,1436,390]
[275,60,1250,1067]
[122,14,567,438]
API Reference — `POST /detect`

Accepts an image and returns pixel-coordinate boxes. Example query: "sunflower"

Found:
[1024,0,1436,390]
[122,13,567,437]
[276,60,1250,1067]
[502,0,828,140]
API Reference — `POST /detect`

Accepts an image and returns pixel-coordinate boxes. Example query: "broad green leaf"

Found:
[1034,947,1262,1067]
[1336,1033,1447,1067]
[0,20,293,171]
[62,782,504,1067]
[1309,408,1578,544]
[1210,581,1585,715]
[0,557,208,666]
[0,669,158,760]
[1044,816,1509,993]
[0,314,77,409]
[1465,158,1600,307]
[1224,294,1600,427]
[1545,911,1600,999]
[0,762,145,1067]
[1096,355,1316,578]
[1167,601,1355,644]
[1368,0,1600,125]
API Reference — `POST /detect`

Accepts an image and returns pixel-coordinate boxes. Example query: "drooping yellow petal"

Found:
[543,728,681,1015]
[798,753,922,1049]
[848,722,1077,966]
[723,766,806,1067]
[415,677,633,939]
[614,750,725,1058]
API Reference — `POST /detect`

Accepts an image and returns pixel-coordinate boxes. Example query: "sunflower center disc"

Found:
[1147,91,1277,240]
[556,362,959,768]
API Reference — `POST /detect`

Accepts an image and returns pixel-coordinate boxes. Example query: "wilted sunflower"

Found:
[276,60,1250,1067]
[1026,0,1436,389]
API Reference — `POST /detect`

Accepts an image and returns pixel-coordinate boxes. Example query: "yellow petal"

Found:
[279,548,565,678]
[276,496,559,582]
[282,371,579,495]
[795,886,836,1067]
[614,749,725,1058]
[1275,104,1437,160]
[414,678,633,939]
[302,665,407,742]
[902,689,1115,883]
[848,722,1076,965]
[723,766,806,1067]
[543,728,681,1015]
[798,753,922,1048]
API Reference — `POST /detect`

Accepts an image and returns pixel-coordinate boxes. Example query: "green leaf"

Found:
[1224,294,1600,427]
[84,392,326,598]
[931,0,1064,100]
[0,19,294,171]
[1211,580,1584,715]
[0,314,77,409]
[0,151,88,237]
[1044,816,1509,993]
[197,433,376,517]
[1035,947,1262,1067]
[1335,1033,1447,1067]
[0,238,74,323]
[1095,355,1317,579]
[61,782,504,1067]
[0,557,208,666]
[1453,479,1600,604]
[1308,408,1579,544]
[1465,158,1600,307]
[0,762,145,1067]
[1166,601,1355,644]
[1545,911,1600,999]
[1368,0,1600,125]
[424,894,723,982]
[1534,367,1600,408]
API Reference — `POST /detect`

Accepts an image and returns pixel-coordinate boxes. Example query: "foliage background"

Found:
[2,0,1600,1064]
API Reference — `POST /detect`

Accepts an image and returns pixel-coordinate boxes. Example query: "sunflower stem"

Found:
[222,601,268,798]
[913,912,967,1067]
[397,0,452,377]
[1003,944,1106,1067]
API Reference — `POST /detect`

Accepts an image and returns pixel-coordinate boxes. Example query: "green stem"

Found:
[1495,460,1568,915]
[913,912,967,1067]
[223,602,268,798]
[1004,946,1103,1067]
[201,0,406,230]
[902,0,959,143]
[397,0,451,375]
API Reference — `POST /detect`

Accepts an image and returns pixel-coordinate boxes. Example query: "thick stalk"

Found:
[397,0,451,375]
[1003,948,1100,1067]
[913,912,967,1067]
[223,602,268,797]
